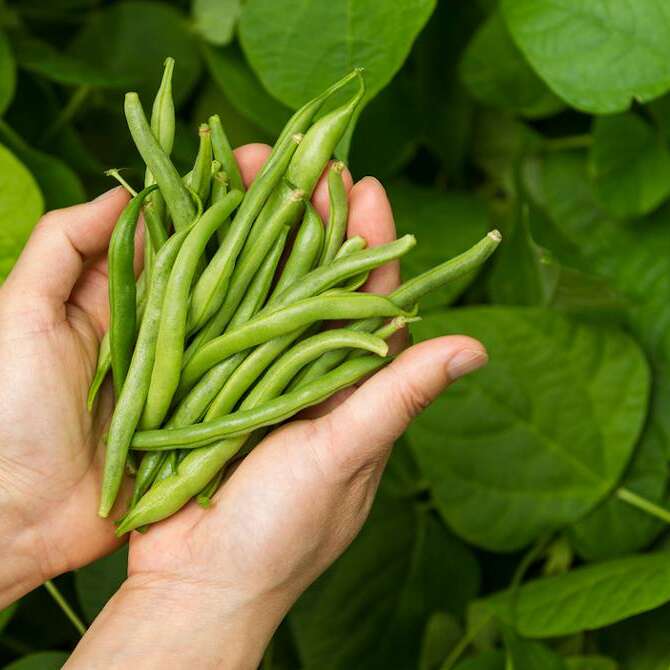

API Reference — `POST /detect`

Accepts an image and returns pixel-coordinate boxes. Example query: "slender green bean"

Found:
[296,230,503,387]
[319,161,348,265]
[132,356,389,450]
[186,123,213,204]
[335,236,366,258]
[196,468,225,508]
[209,114,244,193]
[267,203,324,304]
[125,91,195,231]
[108,185,158,397]
[180,293,410,393]
[187,133,303,332]
[131,451,166,508]
[87,331,111,411]
[100,229,188,517]
[140,190,243,429]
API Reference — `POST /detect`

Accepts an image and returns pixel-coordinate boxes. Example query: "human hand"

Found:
[67,145,487,669]
[0,187,133,606]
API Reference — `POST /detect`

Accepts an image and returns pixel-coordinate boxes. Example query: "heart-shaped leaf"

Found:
[0,29,16,115]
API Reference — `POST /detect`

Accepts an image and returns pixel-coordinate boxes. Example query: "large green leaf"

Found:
[202,43,291,137]
[460,12,563,118]
[0,143,43,280]
[504,629,565,669]
[388,182,491,309]
[239,0,436,107]
[290,499,480,670]
[193,0,240,46]
[483,552,670,637]
[0,602,17,633]
[408,307,650,551]
[588,113,670,219]
[70,0,202,106]
[0,121,85,209]
[419,612,462,670]
[599,604,670,670]
[452,652,505,670]
[3,652,70,670]
[565,657,618,670]
[0,29,16,115]
[74,545,128,622]
[501,0,670,114]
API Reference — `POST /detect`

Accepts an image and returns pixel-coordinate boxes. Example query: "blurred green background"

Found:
[3,0,670,668]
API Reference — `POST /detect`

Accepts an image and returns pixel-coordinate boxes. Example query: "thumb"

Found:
[314,336,488,472]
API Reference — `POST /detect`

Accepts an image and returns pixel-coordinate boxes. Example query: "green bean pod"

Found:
[140,190,243,429]
[286,73,364,195]
[87,331,111,411]
[186,123,213,205]
[196,468,225,508]
[125,92,195,231]
[132,355,388,451]
[180,293,410,393]
[187,133,303,332]
[296,230,503,387]
[100,228,188,517]
[267,203,324,304]
[209,114,244,193]
[108,185,158,397]
[319,161,348,265]
[335,236,366,258]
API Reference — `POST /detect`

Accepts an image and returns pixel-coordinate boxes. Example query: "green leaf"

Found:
[193,0,240,46]
[0,121,85,209]
[460,12,563,118]
[290,499,480,670]
[0,29,16,115]
[483,551,670,638]
[501,0,670,114]
[504,629,566,669]
[2,652,70,670]
[588,113,670,219]
[419,612,462,670]
[12,35,132,87]
[0,143,43,280]
[387,182,491,309]
[70,0,202,106]
[564,656,619,670]
[599,603,670,670]
[202,43,291,137]
[408,307,650,551]
[452,651,506,670]
[239,0,437,107]
[569,404,668,560]
[0,602,17,633]
[74,545,128,623]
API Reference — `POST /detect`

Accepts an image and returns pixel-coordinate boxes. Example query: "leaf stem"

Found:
[616,487,670,524]
[105,168,138,196]
[43,580,87,636]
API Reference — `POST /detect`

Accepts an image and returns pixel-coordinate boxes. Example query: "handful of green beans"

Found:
[90,58,501,533]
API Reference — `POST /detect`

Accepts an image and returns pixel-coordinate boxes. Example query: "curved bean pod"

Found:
[334,236,366,258]
[319,161,348,265]
[132,356,388,451]
[140,189,243,429]
[100,229,188,517]
[108,184,158,396]
[186,123,213,205]
[125,92,195,231]
[180,293,410,393]
[209,114,244,193]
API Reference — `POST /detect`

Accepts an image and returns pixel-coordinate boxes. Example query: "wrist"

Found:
[66,573,291,669]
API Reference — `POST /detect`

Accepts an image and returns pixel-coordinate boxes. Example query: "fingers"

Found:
[233,144,272,187]
[312,336,488,474]
[3,187,130,314]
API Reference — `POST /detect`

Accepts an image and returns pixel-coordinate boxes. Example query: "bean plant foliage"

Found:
[2,0,670,667]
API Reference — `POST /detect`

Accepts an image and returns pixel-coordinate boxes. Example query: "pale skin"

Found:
[0,144,487,668]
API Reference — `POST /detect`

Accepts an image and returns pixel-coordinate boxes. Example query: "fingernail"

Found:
[446,348,488,381]
[93,186,121,202]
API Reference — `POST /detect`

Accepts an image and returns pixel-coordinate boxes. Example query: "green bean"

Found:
[105,168,137,196]
[196,468,225,508]
[187,133,303,332]
[100,229,188,517]
[108,185,158,397]
[287,73,364,194]
[209,114,244,193]
[140,190,243,429]
[179,293,410,393]
[335,236,366,258]
[202,185,305,337]
[267,203,324,304]
[229,225,289,327]
[296,230,503,387]
[87,331,111,411]
[131,451,166,508]
[132,356,388,451]
[186,123,213,205]
[319,161,348,265]
[125,91,195,231]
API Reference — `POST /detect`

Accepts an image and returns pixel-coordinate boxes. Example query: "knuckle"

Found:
[389,366,434,422]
